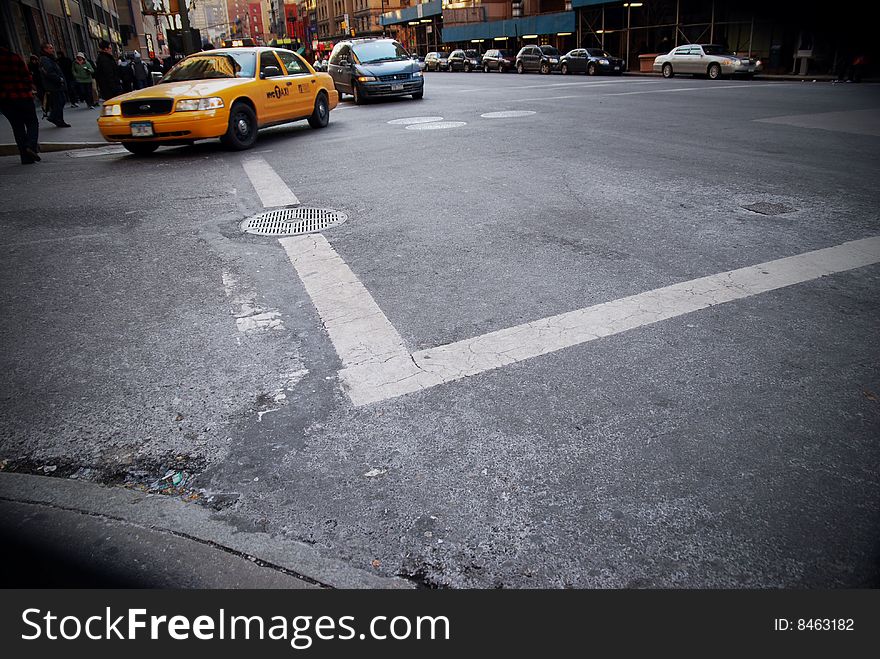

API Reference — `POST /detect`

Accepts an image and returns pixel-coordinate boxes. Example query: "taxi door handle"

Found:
[311,79,316,84]
[286,81,292,86]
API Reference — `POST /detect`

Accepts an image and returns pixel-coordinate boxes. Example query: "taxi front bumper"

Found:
[98,109,229,143]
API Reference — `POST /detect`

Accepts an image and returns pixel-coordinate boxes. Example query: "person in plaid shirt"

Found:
[0,43,41,164]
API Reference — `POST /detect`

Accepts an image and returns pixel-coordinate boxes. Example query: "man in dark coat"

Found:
[94,40,121,101]
[56,49,77,106]
[0,44,41,164]
[39,42,70,127]
[118,53,134,93]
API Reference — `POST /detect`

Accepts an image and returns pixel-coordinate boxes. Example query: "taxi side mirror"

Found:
[261,65,281,78]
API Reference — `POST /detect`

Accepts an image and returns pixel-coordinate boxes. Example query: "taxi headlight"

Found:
[175,97,225,112]
[356,75,377,82]
[101,104,121,116]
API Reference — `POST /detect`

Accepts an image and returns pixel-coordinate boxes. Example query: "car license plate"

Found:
[391,83,404,91]
[131,122,154,137]
[614,66,620,70]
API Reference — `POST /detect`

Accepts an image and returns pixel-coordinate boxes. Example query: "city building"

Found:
[188,0,229,46]
[380,0,872,76]
[2,0,126,61]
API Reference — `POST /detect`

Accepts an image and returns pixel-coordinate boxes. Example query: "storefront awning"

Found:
[442,11,575,43]
[571,0,615,7]
[380,0,441,27]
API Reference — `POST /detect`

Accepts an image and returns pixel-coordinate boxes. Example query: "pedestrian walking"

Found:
[57,49,78,106]
[119,53,134,93]
[131,51,150,89]
[72,52,96,108]
[0,44,41,164]
[39,42,70,127]
[94,40,122,101]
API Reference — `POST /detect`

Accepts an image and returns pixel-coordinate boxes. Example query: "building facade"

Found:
[381,0,872,75]
[2,0,127,61]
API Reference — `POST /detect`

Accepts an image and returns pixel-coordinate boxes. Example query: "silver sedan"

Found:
[653,44,761,80]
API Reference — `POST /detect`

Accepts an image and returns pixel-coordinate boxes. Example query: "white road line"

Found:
[279,234,417,401]
[242,158,416,405]
[345,236,880,406]
[243,157,300,206]
[246,160,880,408]
[506,95,581,103]
[605,83,784,96]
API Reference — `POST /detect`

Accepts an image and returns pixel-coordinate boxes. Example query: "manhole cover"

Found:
[405,121,467,131]
[239,207,348,236]
[741,202,796,216]
[481,111,536,118]
[387,116,444,125]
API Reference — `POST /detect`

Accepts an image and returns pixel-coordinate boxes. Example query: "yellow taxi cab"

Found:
[98,47,338,155]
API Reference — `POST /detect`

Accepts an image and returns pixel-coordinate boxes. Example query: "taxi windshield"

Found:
[163,52,256,82]
[352,41,410,64]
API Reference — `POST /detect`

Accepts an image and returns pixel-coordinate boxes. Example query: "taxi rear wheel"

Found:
[122,142,159,156]
[221,102,257,150]
[308,93,330,129]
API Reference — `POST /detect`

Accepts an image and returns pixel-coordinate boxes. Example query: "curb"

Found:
[0,472,414,589]
[0,141,107,157]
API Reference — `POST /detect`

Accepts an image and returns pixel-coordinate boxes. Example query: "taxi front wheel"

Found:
[221,102,258,150]
[308,93,329,129]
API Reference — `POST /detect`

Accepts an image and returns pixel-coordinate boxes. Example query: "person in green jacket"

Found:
[72,52,96,108]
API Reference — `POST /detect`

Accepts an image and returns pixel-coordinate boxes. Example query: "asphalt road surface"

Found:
[1,72,878,588]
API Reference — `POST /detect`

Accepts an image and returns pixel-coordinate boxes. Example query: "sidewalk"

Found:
[0,102,105,157]
[0,472,413,588]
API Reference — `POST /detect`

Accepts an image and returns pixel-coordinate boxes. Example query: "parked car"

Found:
[653,44,761,79]
[327,37,424,104]
[482,49,515,73]
[447,49,481,72]
[559,48,625,75]
[515,45,561,74]
[424,51,447,71]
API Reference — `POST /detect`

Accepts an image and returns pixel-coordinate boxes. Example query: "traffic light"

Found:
[341,21,347,32]
[350,28,356,37]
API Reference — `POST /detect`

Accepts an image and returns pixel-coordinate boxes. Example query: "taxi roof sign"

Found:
[223,38,255,47]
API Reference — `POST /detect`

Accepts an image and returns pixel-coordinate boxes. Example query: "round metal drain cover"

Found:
[240,207,348,236]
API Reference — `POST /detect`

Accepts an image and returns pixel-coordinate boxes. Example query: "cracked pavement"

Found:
[1,74,878,587]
